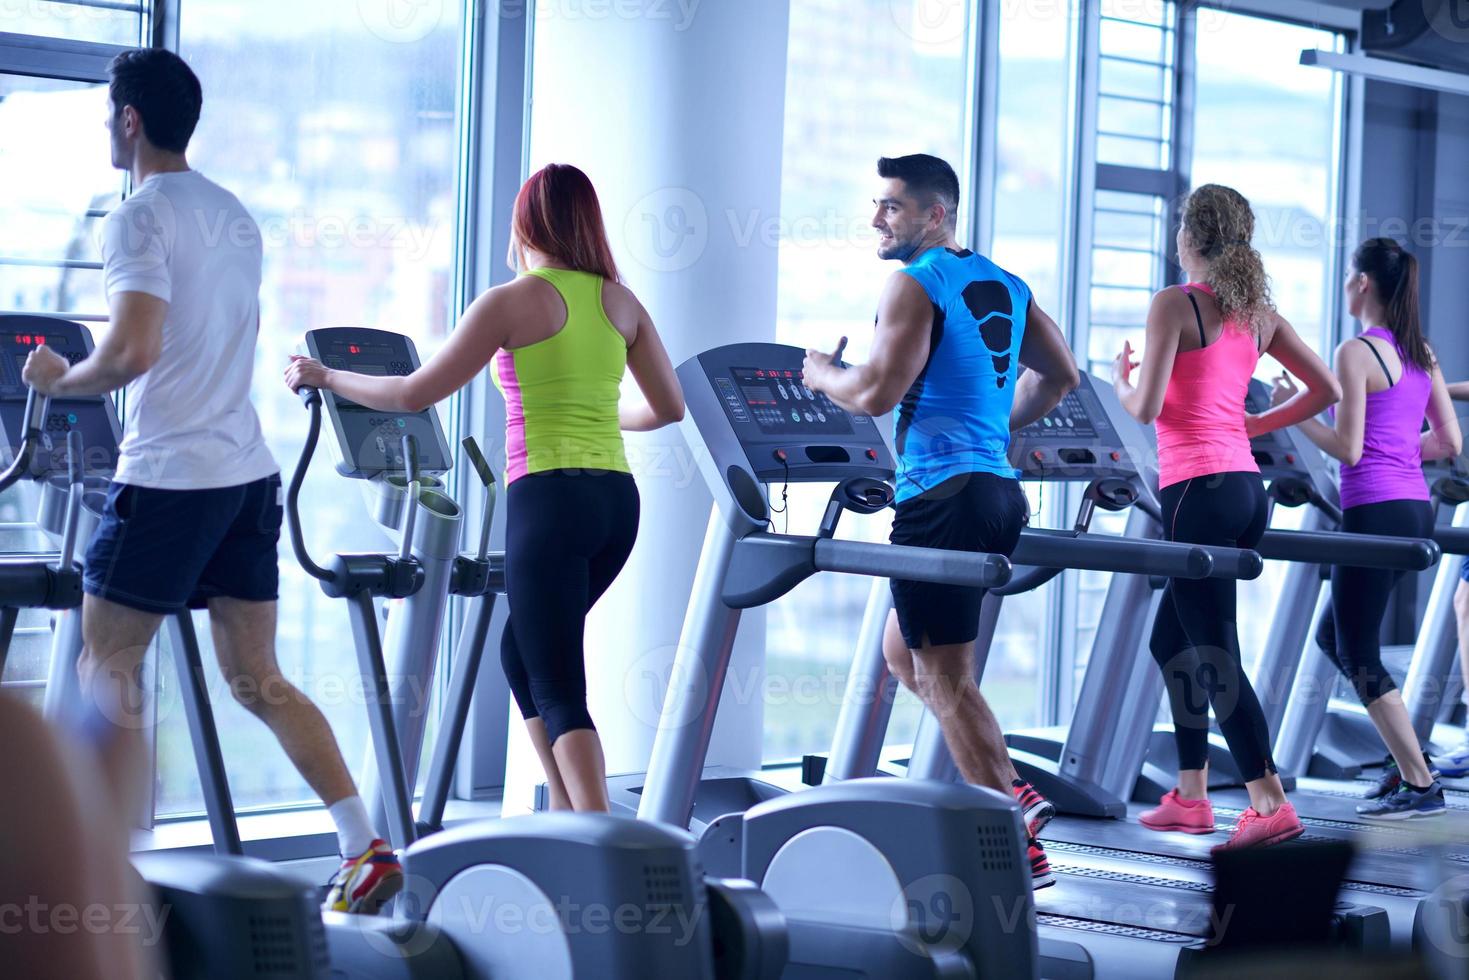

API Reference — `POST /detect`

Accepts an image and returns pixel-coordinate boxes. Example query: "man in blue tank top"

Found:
[803,154,1079,888]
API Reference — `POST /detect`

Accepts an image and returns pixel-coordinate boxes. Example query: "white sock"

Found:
[328,795,378,857]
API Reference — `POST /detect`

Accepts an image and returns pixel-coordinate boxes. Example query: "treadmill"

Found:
[819,372,1389,974]
[1031,379,1451,948]
[604,341,1102,979]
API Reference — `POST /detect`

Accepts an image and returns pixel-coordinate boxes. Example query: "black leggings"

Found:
[1149,472,1276,781]
[1315,498,1434,706]
[500,470,640,744]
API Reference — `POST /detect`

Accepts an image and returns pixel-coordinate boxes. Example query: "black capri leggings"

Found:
[500,470,640,745]
[1315,498,1434,706]
[1149,471,1276,781]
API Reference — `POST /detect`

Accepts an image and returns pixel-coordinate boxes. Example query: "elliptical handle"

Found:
[461,437,497,561]
[286,388,334,582]
[57,429,85,568]
[397,434,420,562]
[0,388,49,494]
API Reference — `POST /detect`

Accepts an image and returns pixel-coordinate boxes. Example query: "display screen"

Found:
[717,367,854,436]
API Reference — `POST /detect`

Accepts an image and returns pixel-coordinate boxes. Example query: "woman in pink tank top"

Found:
[1111,184,1340,850]
[1272,239,1461,819]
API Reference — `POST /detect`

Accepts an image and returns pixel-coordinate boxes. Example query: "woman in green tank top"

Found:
[286,164,685,812]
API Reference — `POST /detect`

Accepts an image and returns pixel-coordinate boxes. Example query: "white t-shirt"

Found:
[99,170,279,489]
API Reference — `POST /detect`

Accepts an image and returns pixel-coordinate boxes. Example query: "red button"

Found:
[1032,451,1044,462]
[1286,454,1295,464]
[866,449,878,461]
[773,449,787,462]
[1110,451,1121,462]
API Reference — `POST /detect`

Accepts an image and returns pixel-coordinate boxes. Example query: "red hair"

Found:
[510,163,620,281]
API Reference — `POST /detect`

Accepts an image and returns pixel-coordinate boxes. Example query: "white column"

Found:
[501,1,792,813]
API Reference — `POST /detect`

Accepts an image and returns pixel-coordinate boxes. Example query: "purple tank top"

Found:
[1337,326,1431,509]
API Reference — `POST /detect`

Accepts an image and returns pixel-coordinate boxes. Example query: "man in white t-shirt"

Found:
[22,49,400,914]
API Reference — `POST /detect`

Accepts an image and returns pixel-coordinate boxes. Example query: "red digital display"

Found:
[348,344,361,354]
[13,334,45,346]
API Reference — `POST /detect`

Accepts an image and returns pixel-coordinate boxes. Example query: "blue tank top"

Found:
[892,247,1030,502]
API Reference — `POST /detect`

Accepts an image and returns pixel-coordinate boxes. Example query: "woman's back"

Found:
[1155,282,1261,488]
[493,267,631,483]
[1340,327,1431,508]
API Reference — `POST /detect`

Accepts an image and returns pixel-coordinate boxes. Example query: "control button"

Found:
[778,385,789,399]
[791,410,800,422]
[816,412,826,423]
[1110,451,1121,462]
[803,412,814,423]
[804,387,816,399]
[1031,451,1044,462]
[865,449,878,461]
[1065,418,1074,428]
[1043,418,1052,427]
[1286,454,1296,464]
[773,449,788,463]
[792,386,803,400]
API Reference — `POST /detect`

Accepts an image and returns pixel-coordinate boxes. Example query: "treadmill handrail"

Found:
[809,537,1013,589]
[1256,529,1439,570]
[1432,525,1469,556]
[1010,529,1219,579]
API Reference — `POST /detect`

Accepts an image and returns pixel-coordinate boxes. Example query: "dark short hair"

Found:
[108,49,203,154]
[877,154,960,225]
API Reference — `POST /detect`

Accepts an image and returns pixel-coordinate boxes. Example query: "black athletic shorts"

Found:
[84,474,283,615]
[889,471,1027,649]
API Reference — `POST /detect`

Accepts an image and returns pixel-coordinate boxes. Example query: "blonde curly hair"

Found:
[1180,184,1274,332]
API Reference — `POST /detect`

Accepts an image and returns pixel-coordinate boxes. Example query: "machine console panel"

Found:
[683,343,894,484]
[304,328,452,478]
[0,315,122,477]
[1009,373,1140,482]
[1246,378,1317,483]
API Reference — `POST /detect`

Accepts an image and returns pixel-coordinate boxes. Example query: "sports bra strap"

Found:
[1181,285,1207,348]
[1357,336,1396,387]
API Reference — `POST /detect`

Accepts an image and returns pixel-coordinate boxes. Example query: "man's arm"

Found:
[802,271,931,417]
[1009,301,1079,431]
[24,291,166,397]
[1447,380,1469,402]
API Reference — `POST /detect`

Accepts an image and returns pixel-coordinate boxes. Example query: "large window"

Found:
[150,0,467,817]
[1190,9,1346,665]
[764,0,976,762]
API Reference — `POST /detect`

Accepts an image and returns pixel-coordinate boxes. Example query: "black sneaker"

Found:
[1357,781,1448,820]
[1363,754,1441,800]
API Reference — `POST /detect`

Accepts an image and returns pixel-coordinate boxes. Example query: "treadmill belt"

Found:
[1210,785,1469,833]
[1040,811,1448,894]
[1039,865,1221,937]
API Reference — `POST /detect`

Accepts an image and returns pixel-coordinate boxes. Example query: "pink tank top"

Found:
[1155,283,1261,489]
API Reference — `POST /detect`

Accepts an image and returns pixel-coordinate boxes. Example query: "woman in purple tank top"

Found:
[1273,239,1462,819]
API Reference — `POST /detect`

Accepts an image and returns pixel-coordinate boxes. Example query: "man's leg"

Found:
[205,596,357,808]
[77,594,165,825]
[888,622,1017,795]
[1454,579,1469,731]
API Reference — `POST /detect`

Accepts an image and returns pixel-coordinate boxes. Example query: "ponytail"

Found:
[1353,238,1431,372]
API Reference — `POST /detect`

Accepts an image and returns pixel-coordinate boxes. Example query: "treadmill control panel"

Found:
[1009,374,1139,482]
[685,343,892,484]
[0,315,122,477]
[1246,378,1312,481]
[304,327,452,478]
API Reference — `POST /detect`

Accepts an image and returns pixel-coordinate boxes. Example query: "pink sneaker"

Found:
[1138,789,1216,834]
[1211,802,1305,853]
